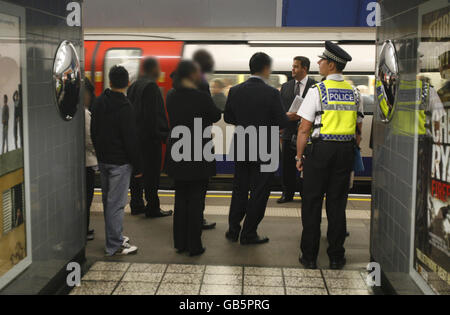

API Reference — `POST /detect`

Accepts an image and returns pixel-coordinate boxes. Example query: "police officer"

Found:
[295,41,364,270]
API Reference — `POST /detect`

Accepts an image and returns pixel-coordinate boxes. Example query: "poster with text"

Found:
[415,1,450,295]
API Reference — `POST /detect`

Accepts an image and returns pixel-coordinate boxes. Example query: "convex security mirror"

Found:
[376,40,399,122]
[53,40,81,121]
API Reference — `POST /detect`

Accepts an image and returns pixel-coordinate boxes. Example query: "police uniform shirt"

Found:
[401,74,445,115]
[297,74,364,138]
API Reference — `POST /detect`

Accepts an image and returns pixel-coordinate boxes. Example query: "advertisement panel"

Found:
[414,0,450,295]
[0,2,30,290]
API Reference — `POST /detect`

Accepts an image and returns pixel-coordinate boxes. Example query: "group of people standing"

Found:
[85,41,363,270]
[1,86,23,154]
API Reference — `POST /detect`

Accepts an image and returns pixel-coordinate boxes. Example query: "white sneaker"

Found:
[114,243,138,255]
[122,236,130,246]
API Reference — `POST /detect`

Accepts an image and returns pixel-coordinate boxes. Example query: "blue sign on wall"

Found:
[282,0,380,27]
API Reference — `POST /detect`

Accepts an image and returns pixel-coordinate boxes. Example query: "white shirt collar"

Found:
[295,75,309,85]
[326,73,344,81]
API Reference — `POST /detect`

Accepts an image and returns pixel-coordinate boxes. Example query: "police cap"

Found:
[318,41,352,65]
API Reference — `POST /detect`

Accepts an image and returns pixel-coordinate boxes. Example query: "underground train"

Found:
[84,38,375,192]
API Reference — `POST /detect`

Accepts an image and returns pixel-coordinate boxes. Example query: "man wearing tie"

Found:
[277,57,317,204]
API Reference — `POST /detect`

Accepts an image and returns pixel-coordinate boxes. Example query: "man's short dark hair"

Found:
[326,59,346,72]
[294,56,310,72]
[249,52,272,74]
[4,94,7,102]
[142,57,159,76]
[109,65,129,89]
[193,49,214,73]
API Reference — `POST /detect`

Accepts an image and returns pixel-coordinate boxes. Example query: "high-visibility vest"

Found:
[376,80,390,118]
[392,80,429,136]
[314,79,358,141]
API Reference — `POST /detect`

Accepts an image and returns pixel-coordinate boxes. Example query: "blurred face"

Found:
[210,82,223,95]
[190,64,202,85]
[292,60,307,80]
[152,65,161,80]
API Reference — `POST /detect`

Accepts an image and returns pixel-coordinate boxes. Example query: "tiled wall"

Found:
[1,0,85,294]
[370,0,428,294]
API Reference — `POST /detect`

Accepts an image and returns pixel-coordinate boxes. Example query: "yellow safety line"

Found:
[93,192,371,202]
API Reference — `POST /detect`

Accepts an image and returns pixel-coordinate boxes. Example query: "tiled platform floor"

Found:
[70,262,373,295]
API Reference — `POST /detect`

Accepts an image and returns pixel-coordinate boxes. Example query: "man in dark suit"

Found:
[193,49,217,230]
[127,57,173,218]
[278,56,317,204]
[224,52,288,245]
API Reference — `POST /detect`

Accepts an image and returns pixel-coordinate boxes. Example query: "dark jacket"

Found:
[91,89,142,174]
[127,77,169,146]
[166,85,221,181]
[224,77,288,163]
[280,77,317,140]
[198,77,211,95]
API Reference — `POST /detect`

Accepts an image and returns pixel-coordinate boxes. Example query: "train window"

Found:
[103,49,142,90]
[205,73,288,111]
[309,74,376,114]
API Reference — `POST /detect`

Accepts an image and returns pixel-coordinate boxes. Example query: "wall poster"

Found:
[0,1,30,290]
[415,0,450,295]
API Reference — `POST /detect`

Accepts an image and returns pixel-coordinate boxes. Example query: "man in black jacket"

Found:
[127,58,172,218]
[224,52,288,245]
[278,56,317,204]
[91,65,141,256]
[193,49,217,230]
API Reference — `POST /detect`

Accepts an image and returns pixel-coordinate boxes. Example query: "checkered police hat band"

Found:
[323,50,347,64]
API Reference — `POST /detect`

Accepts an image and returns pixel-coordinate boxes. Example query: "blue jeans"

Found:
[98,163,132,255]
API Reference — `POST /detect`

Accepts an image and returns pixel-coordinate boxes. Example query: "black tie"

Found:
[294,81,301,96]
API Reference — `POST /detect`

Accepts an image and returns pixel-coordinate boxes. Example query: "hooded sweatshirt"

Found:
[91,89,142,174]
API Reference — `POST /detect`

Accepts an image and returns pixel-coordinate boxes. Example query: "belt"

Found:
[318,134,355,141]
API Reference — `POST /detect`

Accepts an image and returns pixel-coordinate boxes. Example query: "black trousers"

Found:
[200,182,208,222]
[130,144,161,212]
[173,179,208,253]
[281,139,303,197]
[300,141,354,261]
[228,162,273,240]
[85,166,96,231]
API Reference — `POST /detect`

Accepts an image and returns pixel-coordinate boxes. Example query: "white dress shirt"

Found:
[295,75,309,97]
[297,74,364,138]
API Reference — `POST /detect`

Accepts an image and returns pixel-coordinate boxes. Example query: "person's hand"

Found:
[296,159,303,172]
[134,173,143,178]
[287,112,300,121]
